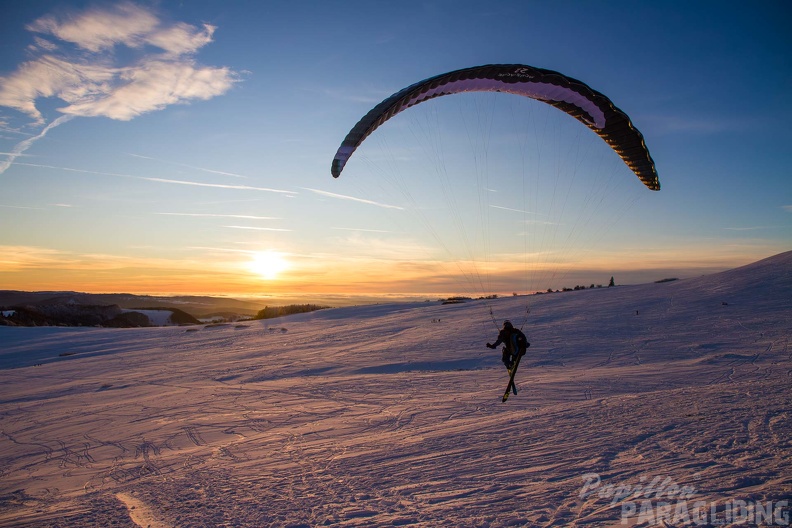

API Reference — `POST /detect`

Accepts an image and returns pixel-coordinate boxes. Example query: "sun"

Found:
[248,251,290,280]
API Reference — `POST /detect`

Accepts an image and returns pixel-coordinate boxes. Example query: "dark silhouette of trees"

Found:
[254,304,329,320]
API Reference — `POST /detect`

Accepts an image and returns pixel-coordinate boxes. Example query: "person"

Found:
[487,320,529,370]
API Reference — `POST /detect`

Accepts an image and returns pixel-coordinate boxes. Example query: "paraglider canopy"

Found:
[331,64,659,190]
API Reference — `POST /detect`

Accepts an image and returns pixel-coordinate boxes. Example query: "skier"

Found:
[486,320,529,370]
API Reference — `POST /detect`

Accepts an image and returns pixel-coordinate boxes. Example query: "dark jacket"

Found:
[491,327,528,355]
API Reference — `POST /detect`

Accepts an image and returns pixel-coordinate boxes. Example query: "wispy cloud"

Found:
[723,225,782,231]
[224,226,292,232]
[14,162,296,194]
[783,205,792,213]
[0,204,45,210]
[0,2,238,173]
[0,244,238,275]
[187,246,258,254]
[645,113,750,135]
[0,2,237,123]
[127,153,250,179]
[490,204,543,215]
[302,187,403,210]
[0,245,71,271]
[331,227,393,233]
[15,162,142,179]
[320,88,388,105]
[157,213,280,220]
[143,177,295,194]
[0,115,73,174]
[27,3,160,54]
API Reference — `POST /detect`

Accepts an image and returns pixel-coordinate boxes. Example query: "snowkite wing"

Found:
[331,64,660,190]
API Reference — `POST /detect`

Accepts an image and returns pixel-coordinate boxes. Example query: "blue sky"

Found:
[0,0,790,301]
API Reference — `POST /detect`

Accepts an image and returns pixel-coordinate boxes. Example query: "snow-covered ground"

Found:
[1,252,790,527]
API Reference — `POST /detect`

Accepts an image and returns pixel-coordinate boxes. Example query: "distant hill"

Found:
[0,303,203,328]
[0,291,264,319]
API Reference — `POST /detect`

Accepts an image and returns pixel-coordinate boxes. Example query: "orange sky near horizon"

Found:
[1,242,782,301]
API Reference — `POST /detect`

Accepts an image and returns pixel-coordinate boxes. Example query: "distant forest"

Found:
[253,304,329,320]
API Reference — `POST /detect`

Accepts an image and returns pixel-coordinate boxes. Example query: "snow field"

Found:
[0,252,790,527]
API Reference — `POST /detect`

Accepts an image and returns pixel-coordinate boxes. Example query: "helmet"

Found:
[503,320,513,329]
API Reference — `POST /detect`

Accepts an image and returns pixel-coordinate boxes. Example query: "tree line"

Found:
[253,304,329,320]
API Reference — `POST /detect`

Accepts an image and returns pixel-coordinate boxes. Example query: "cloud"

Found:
[0,2,237,125]
[143,176,295,194]
[490,204,543,215]
[26,3,159,53]
[645,113,752,135]
[783,205,792,213]
[302,187,404,210]
[0,115,73,174]
[320,88,388,105]
[0,245,70,271]
[224,226,292,232]
[723,225,782,231]
[0,244,235,275]
[26,2,215,56]
[127,153,250,179]
[14,162,296,194]
[58,60,235,121]
[156,213,280,220]
[331,227,393,233]
[0,204,44,210]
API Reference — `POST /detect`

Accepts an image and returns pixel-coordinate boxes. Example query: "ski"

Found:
[505,364,518,395]
[502,353,523,402]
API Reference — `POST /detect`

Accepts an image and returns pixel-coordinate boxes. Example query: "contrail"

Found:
[126,153,250,179]
[156,212,280,220]
[490,204,544,216]
[302,187,404,210]
[0,115,74,175]
[13,163,296,194]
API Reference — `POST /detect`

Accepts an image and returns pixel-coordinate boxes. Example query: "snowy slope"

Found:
[0,252,790,527]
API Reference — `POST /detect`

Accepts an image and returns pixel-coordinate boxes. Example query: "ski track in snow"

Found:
[116,492,171,528]
[0,252,790,526]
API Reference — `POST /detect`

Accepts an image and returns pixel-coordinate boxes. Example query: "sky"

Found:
[0,0,790,303]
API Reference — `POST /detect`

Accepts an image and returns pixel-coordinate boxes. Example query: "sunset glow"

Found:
[0,2,788,303]
[248,251,290,281]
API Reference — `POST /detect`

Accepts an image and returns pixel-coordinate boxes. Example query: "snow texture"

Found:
[0,252,790,527]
